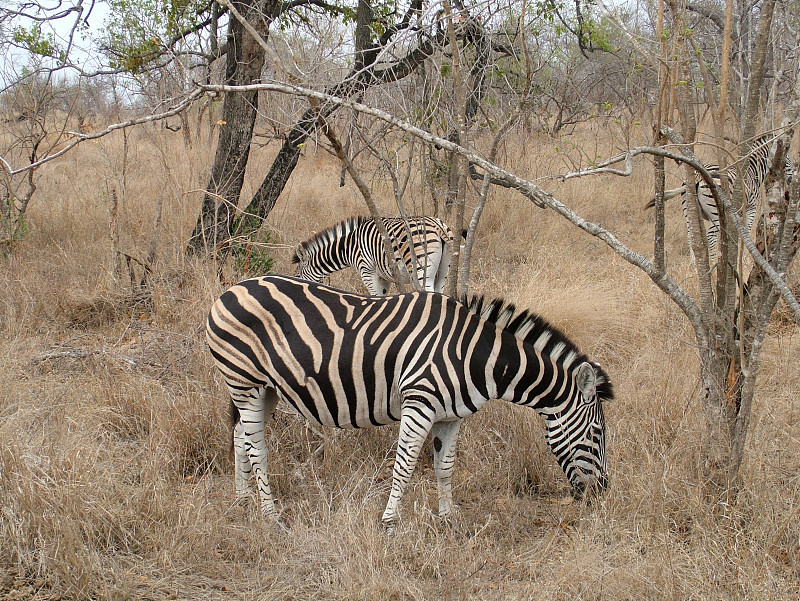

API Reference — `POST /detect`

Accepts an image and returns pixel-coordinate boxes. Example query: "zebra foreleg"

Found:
[362,270,392,296]
[430,419,462,518]
[381,403,435,534]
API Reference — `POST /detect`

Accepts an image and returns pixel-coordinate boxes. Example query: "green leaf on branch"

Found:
[231,215,274,277]
[13,26,61,61]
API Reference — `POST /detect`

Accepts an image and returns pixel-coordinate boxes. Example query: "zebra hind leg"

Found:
[430,419,463,518]
[433,240,452,294]
[229,396,256,504]
[233,418,255,503]
[419,246,442,293]
[232,386,284,526]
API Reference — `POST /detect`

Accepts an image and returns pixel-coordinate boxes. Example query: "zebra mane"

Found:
[292,216,369,263]
[462,294,614,401]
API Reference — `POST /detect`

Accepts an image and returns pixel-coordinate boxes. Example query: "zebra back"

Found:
[694,135,794,252]
[293,216,454,294]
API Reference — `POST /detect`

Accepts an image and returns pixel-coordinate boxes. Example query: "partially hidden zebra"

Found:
[206,274,613,533]
[293,215,454,295]
[645,134,795,258]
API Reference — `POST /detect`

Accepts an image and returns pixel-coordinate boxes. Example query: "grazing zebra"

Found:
[293,216,453,295]
[646,134,795,258]
[206,274,613,532]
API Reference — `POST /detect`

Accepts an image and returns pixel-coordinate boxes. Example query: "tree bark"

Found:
[187,0,271,256]
[701,0,777,487]
[242,0,435,225]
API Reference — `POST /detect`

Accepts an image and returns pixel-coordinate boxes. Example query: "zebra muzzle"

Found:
[571,472,609,501]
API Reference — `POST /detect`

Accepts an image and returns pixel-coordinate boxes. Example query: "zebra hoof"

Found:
[260,510,289,532]
[437,501,459,519]
[234,491,256,506]
[435,505,463,536]
[382,519,397,538]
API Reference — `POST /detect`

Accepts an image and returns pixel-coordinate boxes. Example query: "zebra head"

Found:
[464,294,613,500]
[292,218,366,284]
[540,361,612,498]
[293,243,316,281]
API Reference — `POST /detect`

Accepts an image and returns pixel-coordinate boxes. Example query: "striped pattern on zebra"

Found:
[646,134,795,258]
[293,215,454,295]
[206,274,613,532]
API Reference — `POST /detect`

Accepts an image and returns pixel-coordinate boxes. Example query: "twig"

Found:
[560,153,634,180]
[2,89,204,176]
[31,345,160,369]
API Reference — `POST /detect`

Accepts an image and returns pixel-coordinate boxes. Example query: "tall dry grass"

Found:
[1,118,799,601]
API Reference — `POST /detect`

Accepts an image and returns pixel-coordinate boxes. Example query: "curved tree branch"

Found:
[1,88,204,176]
[202,79,800,326]
[685,2,726,33]
[198,79,708,329]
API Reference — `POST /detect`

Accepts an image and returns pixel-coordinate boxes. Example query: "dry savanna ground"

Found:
[1,118,799,601]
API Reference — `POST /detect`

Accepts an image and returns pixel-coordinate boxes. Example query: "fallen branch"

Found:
[31,345,161,369]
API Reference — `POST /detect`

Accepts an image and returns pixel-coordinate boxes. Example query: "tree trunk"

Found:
[187,0,269,256]
[242,0,434,226]
[693,0,778,488]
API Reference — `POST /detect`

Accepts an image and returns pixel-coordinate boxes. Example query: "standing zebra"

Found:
[293,215,453,295]
[206,274,613,532]
[646,134,794,258]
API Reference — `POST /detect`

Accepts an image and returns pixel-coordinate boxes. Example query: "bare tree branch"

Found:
[0,88,204,176]
[685,2,726,32]
[199,79,705,327]
[317,113,413,291]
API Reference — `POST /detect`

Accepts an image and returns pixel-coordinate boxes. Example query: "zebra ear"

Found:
[296,244,307,262]
[575,362,597,400]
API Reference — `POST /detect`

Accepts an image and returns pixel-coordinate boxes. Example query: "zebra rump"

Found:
[206,274,613,532]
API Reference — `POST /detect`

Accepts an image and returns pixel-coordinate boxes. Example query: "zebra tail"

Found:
[229,399,240,464]
[644,185,687,209]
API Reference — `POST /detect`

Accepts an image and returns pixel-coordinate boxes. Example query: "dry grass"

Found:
[1,120,799,601]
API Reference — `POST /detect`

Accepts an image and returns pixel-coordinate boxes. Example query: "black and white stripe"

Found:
[293,216,454,295]
[206,275,613,531]
[648,134,794,258]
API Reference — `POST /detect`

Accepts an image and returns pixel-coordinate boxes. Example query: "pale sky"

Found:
[1,0,111,77]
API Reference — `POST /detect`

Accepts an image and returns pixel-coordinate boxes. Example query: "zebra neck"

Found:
[469,325,564,412]
[508,336,578,413]
[312,227,359,275]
